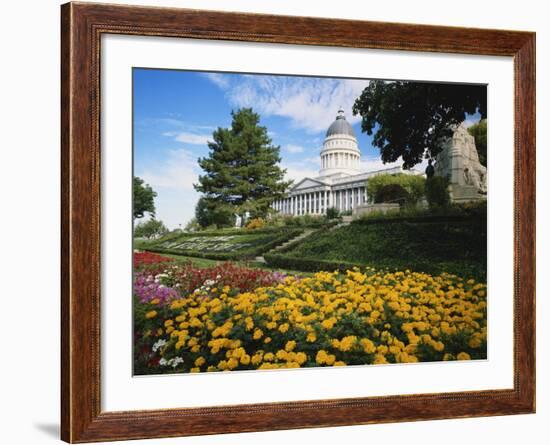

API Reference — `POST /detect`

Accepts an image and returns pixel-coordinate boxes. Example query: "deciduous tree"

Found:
[352,81,486,168]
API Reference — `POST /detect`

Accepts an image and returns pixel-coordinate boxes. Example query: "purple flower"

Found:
[133,272,180,304]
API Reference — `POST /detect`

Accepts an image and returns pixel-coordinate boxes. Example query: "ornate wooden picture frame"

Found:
[61,2,535,442]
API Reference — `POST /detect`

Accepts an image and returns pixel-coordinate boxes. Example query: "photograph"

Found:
[132,69,488,375]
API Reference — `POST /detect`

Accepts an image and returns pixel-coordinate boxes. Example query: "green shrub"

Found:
[325,207,340,220]
[425,176,451,208]
[367,173,425,205]
[374,183,409,205]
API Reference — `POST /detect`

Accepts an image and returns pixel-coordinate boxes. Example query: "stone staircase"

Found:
[254,228,315,263]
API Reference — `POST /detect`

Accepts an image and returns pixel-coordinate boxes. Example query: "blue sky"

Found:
[133,69,480,229]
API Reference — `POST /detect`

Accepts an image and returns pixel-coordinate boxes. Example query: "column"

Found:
[313,192,318,214]
[316,191,320,214]
[345,189,349,211]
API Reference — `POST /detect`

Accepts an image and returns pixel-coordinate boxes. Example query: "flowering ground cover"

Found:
[134,256,487,374]
[137,228,303,261]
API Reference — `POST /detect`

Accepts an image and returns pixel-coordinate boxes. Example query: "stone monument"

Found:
[434,123,487,203]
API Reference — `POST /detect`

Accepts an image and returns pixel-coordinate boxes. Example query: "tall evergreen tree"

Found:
[194,108,292,219]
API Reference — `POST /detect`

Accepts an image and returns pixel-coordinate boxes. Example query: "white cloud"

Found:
[163,131,211,145]
[360,156,428,174]
[360,157,402,173]
[284,144,305,154]
[138,149,200,192]
[137,149,202,228]
[225,76,370,134]
[202,72,230,89]
[281,160,319,183]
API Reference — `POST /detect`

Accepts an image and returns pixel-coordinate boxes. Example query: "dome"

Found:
[325,108,356,138]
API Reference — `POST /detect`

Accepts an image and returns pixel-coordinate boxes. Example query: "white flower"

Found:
[159,358,168,366]
[152,339,167,352]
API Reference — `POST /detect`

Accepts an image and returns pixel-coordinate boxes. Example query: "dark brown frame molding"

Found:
[61,2,536,442]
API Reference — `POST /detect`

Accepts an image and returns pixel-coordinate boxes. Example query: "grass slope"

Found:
[266,216,486,280]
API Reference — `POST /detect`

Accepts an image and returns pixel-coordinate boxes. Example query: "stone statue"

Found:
[425,159,435,178]
[234,214,242,228]
[434,123,487,202]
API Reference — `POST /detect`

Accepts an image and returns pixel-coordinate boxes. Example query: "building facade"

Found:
[272,109,417,216]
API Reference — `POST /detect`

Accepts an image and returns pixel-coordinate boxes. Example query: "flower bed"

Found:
[134,251,174,270]
[134,265,487,374]
[139,228,304,261]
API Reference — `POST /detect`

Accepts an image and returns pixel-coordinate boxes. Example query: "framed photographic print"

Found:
[61,2,535,442]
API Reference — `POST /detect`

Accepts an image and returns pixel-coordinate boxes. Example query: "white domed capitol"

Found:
[272,108,419,215]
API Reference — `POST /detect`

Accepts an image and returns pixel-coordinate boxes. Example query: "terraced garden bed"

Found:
[137,228,304,261]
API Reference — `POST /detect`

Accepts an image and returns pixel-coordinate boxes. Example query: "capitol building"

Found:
[272,108,417,216]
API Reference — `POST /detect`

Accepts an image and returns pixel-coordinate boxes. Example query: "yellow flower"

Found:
[194,356,206,367]
[285,340,296,352]
[295,352,307,365]
[306,332,317,343]
[145,310,157,319]
[373,354,388,364]
[468,336,482,348]
[253,329,263,340]
[190,367,201,373]
[316,350,328,365]
[321,317,336,329]
[150,298,160,305]
[457,352,471,361]
[278,323,289,334]
[360,338,376,354]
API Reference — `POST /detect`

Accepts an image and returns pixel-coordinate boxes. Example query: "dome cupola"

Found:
[325,108,357,138]
[319,108,361,177]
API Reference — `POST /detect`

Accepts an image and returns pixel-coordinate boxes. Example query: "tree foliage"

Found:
[134,218,168,239]
[352,81,487,168]
[194,108,292,219]
[133,176,157,219]
[375,184,409,205]
[366,173,425,205]
[195,197,235,229]
[467,119,487,167]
